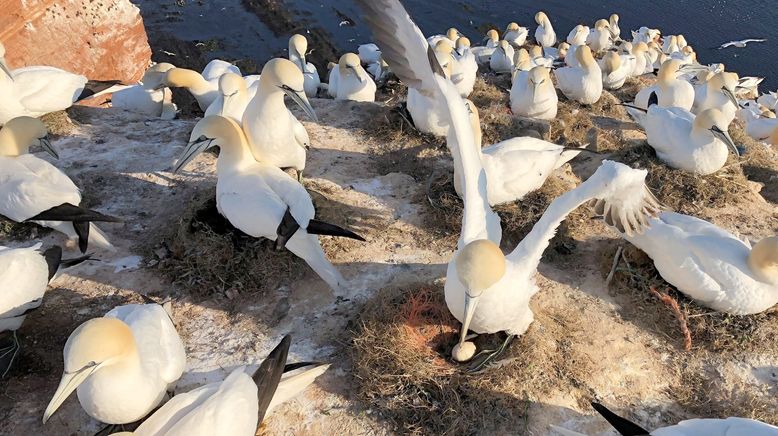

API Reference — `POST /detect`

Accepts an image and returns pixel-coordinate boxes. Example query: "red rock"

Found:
[0,0,151,83]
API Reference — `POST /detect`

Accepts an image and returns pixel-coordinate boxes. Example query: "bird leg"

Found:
[466,333,515,373]
[0,331,20,378]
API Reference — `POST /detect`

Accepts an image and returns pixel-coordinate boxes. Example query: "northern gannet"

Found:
[0,117,118,252]
[405,39,459,137]
[510,66,558,120]
[204,72,251,123]
[43,303,186,425]
[504,22,528,47]
[631,59,696,111]
[326,61,339,98]
[242,58,318,180]
[453,37,477,97]
[333,53,376,102]
[288,34,321,98]
[693,71,739,125]
[609,14,621,40]
[174,116,364,290]
[0,244,91,377]
[472,29,499,65]
[355,0,659,370]
[564,25,590,68]
[534,12,557,47]
[555,45,603,104]
[160,59,242,112]
[630,42,653,76]
[427,28,462,47]
[357,43,382,65]
[631,26,661,45]
[489,40,515,73]
[0,42,122,124]
[586,19,613,53]
[739,105,778,142]
[599,51,630,90]
[112,63,177,119]
[757,91,778,109]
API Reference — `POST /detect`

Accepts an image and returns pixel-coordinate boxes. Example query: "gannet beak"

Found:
[721,87,738,106]
[711,126,739,157]
[482,36,490,44]
[295,49,307,73]
[280,85,318,122]
[40,136,59,160]
[43,363,101,423]
[458,293,481,346]
[349,66,367,84]
[531,81,541,103]
[0,59,13,81]
[173,136,214,173]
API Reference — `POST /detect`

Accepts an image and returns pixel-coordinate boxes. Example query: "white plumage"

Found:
[0,244,50,333]
[510,66,558,120]
[112,63,177,119]
[555,45,603,104]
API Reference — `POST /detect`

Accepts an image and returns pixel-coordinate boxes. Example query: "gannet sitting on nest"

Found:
[43,303,186,429]
[555,45,603,104]
[510,65,558,120]
[503,22,528,47]
[204,72,251,123]
[174,116,365,290]
[0,117,119,253]
[288,34,321,98]
[0,42,123,124]
[333,53,376,102]
[534,12,557,47]
[112,63,177,119]
[355,0,660,371]
[0,244,91,377]
[629,59,696,112]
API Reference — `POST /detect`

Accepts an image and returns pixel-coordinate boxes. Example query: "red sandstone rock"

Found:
[0,0,151,83]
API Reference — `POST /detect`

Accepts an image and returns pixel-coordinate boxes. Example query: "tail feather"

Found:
[591,402,651,436]
[252,335,290,424]
[285,234,344,291]
[268,362,330,414]
[307,219,366,242]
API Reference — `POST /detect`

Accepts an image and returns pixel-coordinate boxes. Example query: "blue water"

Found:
[134,0,778,90]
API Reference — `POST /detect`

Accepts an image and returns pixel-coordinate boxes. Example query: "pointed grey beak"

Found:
[348,66,367,84]
[0,59,13,81]
[711,126,739,157]
[721,86,738,107]
[40,136,59,159]
[280,85,318,122]
[295,50,307,73]
[482,36,490,45]
[458,293,480,346]
[173,136,214,173]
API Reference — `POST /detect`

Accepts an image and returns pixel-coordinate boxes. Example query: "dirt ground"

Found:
[1,82,777,435]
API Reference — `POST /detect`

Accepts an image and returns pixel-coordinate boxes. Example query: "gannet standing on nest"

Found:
[0,42,122,124]
[534,12,557,47]
[112,63,177,119]
[112,336,329,436]
[43,303,186,429]
[510,66,558,120]
[242,58,318,181]
[174,116,365,290]
[0,244,91,377]
[555,45,603,104]
[333,53,376,102]
[355,0,660,371]
[288,34,321,98]
[0,117,119,253]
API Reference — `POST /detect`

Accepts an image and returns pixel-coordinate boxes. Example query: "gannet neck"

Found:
[577,46,597,70]
[456,239,506,296]
[201,116,255,172]
[603,52,620,74]
[0,116,47,156]
[657,60,680,85]
[748,237,778,285]
[288,34,308,72]
[165,68,211,96]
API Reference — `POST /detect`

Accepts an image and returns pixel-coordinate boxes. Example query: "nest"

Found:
[351,284,597,434]
[0,216,49,241]
[157,193,305,298]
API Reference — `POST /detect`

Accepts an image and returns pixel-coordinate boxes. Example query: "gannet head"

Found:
[535,11,549,26]
[0,42,12,80]
[338,53,365,83]
[289,34,309,71]
[0,116,57,158]
[620,41,633,54]
[576,45,596,68]
[506,22,520,32]
[693,109,739,156]
[43,317,137,424]
[261,58,318,122]
[633,42,649,56]
[456,36,471,56]
[529,44,543,58]
[710,71,739,106]
[528,65,550,94]
[748,237,778,285]
[657,58,683,82]
[218,72,247,99]
[594,19,610,31]
[174,115,244,173]
[446,28,462,41]
[609,13,619,25]
[602,51,621,74]
[485,29,499,44]
[142,62,175,88]
[464,99,482,148]
[514,48,531,70]
[558,42,570,58]
[452,240,506,361]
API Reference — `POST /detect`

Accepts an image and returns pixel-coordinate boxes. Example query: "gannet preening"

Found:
[555,45,603,104]
[599,51,630,90]
[0,244,91,377]
[160,59,242,112]
[693,71,739,125]
[631,59,695,112]
[203,72,250,123]
[333,53,376,102]
[551,402,778,436]
[504,22,528,47]
[355,0,659,370]
[0,42,122,124]
[453,37,477,97]
[43,303,186,425]
[629,95,740,175]
[0,117,119,253]
[564,25,590,68]
[427,28,462,47]
[718,38,767,49]
[632,26,661,45]
[242,58,318,179]
[174,116,364,290]
[357,43,382,65]
[489,40,515,73]
[586,19,613,53]
[534,12,556,47]
[472,29,499,65]
[113,336,330,436]
[112,63,177,119]
[609,14,621,40]
[510,66,558,120]
[288,34,321,98]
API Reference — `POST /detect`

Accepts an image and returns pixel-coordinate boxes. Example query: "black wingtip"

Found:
[254,335,292,425]
[283,361,328,373]
[647,91,659,108]
[591,402,651,436]
[617,103,648,113]
[43,246,63,281]
[307,219,366,242]
[27,203,122,223]
[275,208,301,251]
[76,80,122,102]
[427,45,446,78]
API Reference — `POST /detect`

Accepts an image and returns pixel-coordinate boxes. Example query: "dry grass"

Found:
[40,110,78,136]
[158,193,305,298]
[351,284,597,434]
[732,124,778,204]
[0,216,49,241]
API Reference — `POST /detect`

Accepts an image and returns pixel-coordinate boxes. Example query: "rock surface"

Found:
[0,0,151,82]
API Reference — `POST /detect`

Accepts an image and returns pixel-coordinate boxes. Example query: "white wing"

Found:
[267,363,329,413]
[0,155,81,221]
[201,60,241,82]
[653,417,778,436]
[0,245,48,331]
[11,66,86,113]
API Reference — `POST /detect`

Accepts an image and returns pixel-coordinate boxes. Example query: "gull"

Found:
[112,62,177,119]
[242,58,318,180]
[288,34,321,98]
[174,116,365,290]
[355,0,660,371]
[0,117,119,253]
[0,42,123,124]
[718,38,766,49]
[0,244,91,377]
[43,303,186,427]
